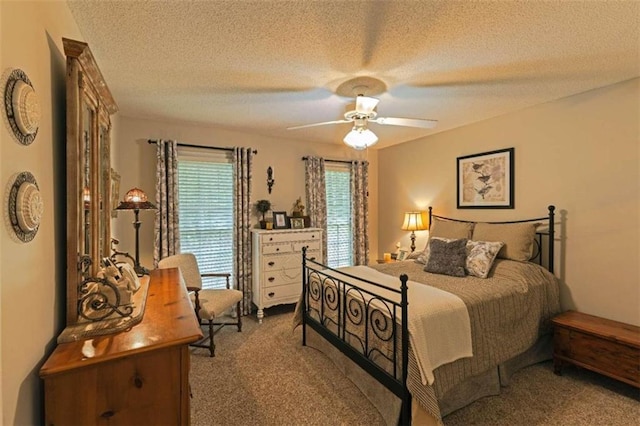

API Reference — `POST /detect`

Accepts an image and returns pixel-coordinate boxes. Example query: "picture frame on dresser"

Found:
[290,217,305,229]
[457,147,514,209]
[273,211,288,229]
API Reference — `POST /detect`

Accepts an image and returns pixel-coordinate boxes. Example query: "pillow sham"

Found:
[430,217,474,240]
[472,222,537,262]
[465,240,505,278]
[424,238,467,277]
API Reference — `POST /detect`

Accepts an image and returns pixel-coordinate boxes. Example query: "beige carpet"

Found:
[190,308,640,426]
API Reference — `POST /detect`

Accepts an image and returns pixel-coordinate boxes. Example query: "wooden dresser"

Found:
[40,268,203,425]
[552,310,640,388]
[252,228,323,323]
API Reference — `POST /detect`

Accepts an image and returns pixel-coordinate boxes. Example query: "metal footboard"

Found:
[301,249,410,425]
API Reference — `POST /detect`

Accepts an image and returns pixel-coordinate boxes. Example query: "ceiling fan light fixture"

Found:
[343,127,378,150]
[355,95,379,114]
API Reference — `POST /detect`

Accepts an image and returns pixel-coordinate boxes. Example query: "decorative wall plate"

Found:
[7,171,43,242]
[3,68,40,145]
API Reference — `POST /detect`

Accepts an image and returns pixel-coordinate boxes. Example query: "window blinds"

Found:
[177,157,234,290]
[325,168,353,268]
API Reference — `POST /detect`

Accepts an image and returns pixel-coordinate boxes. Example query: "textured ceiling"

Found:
[66,0,640,149]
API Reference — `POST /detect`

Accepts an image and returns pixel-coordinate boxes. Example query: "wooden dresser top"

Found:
[552,310,640,348]
[40,268,202,377]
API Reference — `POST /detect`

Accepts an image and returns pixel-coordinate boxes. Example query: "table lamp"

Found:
[401,211,427,252]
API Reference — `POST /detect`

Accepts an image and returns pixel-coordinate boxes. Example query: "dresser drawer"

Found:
[263,268,301,288]
[293,240,321,252]
[262,230,321,243]
[262,244,292,255]
[264,253,299,271]
[262,283,301,303]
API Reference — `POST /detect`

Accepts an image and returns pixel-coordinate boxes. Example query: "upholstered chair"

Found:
[158,253,242,356]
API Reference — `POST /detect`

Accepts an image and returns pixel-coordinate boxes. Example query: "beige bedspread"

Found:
[297,258,560,423]
[373,259,561,420]
[310,265,473,385]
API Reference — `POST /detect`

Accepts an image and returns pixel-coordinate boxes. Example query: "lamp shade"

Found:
[116,187,157,210]
[343,127,378,150]
[401,211,427,231]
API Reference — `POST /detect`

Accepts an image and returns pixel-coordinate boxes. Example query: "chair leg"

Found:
[208,320,215,357]
[236,302,242,332]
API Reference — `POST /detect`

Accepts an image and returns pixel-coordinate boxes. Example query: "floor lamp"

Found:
[116,187,156,276]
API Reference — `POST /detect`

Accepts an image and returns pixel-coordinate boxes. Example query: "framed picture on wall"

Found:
[273,211,288,229]
[457,147,514,209]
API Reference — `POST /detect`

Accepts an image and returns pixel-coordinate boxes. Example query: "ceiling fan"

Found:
[287,77,438,150]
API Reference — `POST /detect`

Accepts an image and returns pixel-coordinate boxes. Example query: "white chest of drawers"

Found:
[252,228,323,323]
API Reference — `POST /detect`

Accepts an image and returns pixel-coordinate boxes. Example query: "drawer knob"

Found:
[268,277,275,282]
[269,237,273,241]
[268,261,275,266]
[268,292,275,298]
[276,247,280,251]
[100,410,115,419]
[134,375,143,388]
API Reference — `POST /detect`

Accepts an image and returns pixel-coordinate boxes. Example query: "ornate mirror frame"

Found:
[63,38,118,326]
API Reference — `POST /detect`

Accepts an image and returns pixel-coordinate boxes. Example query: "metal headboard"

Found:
[428,205,556,273]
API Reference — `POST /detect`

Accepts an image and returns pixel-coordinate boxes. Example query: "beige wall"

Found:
[378,78,640,326]
[1,1,85,424]
[112,116,379,271]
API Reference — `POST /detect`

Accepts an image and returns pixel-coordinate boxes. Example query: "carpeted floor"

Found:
[190,308,640,426]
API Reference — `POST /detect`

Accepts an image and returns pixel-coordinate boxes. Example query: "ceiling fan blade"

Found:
[355,95,379,114]
[287,120,351,130]
[371,116,438,129]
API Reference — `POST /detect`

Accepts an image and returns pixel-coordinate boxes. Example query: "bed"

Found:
[295,206,560,425]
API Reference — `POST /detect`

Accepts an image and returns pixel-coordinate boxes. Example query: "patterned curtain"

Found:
[233,147,254,315]
[351,160,369,265]
[304,156,327,261]
[153,139,180,266]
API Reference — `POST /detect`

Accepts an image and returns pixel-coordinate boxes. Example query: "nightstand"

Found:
[552,310,640,388]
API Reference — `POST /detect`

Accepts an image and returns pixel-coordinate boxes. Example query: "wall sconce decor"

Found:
[7,171,43,243]
[267,166,275,193]
[401,211,427,252]
[2,68,40,145]
[116,187,156,276]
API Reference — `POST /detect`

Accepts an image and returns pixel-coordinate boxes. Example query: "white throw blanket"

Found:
[323,265,473,385]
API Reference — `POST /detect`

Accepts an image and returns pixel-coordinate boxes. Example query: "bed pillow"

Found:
[414,236,450,265]
[424,238,468,277]
[472,222,537,261]
[430,217,474,240]
[415,218,474,264]
[465,240,505,278]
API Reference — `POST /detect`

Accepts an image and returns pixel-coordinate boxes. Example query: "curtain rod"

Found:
[301,156,364,165]
[148,139,257,154]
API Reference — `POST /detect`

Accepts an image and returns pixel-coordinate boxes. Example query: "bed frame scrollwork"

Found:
[301,205,556,426]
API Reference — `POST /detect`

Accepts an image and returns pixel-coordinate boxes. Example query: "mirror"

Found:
[64,38,118,325]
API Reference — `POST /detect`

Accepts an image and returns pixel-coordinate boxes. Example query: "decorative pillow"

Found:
[430,217,474,240]
[465,240,505,278]
[424,238,468,277]
[414,236,451,265]
[472,222,537,261]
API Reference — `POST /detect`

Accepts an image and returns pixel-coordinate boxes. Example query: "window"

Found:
[177,149,233,289]
[325,166,352,268]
